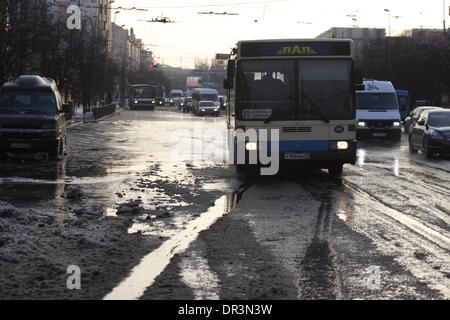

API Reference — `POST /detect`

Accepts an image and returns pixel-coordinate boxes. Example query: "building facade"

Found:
[316,27,386,58]
[402,28,450,47]
[48,0,112,53]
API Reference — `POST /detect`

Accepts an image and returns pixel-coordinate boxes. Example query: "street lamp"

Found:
[384,9,392,80]
[384,9,391,36]
[114,11,120,23]
[443,0,448,47]
[346,14,358,28]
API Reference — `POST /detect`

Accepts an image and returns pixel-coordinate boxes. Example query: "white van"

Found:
[192,88,220,113]
[356,80,402,140]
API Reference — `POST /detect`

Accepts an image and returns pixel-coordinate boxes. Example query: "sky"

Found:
[113,0,449,68]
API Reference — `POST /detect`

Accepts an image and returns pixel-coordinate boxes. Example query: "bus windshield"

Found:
[133,87,154,99]
[237,59,353,121]
[356,93,398,110]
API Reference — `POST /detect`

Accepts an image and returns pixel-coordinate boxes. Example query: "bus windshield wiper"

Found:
[301,93,330,123]
[263,100,290,123]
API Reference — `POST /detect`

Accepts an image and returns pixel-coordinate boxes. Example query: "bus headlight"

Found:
[134,100,138,104]
[358,121,366,127]
[245,142,257,151]
[393,121,401,127]
[337,141,349,150]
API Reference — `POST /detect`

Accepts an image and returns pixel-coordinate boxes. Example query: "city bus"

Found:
[129,84,156,110]
[224,39,362,176]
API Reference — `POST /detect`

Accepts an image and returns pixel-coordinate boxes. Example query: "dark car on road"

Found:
[181,96,193,113]
[0,75,68,159]
[409,109,450,158]
[403,106,441,134]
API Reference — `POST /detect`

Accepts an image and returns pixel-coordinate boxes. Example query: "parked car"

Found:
[0,75,69,159]
[404,106,441,134]
[408,109,450,158]
[194,101,220,117]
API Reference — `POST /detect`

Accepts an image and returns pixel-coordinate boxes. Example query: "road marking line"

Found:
[103,195,233,300]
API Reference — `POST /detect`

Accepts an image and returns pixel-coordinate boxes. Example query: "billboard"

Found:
[215,53,229,60]
[187,77,201,87]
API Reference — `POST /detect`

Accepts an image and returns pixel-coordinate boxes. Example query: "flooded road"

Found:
[0,108,449,299]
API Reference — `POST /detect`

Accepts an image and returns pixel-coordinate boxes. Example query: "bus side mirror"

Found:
[224,79,233,89]
[224,60,235,89]
[227,60,235,79]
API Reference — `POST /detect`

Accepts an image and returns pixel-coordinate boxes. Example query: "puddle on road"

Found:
[103,192,240,300]
[127,211,191,237]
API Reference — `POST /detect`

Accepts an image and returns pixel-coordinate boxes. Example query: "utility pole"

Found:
[384,9,391,37]
[443,0,448,47]
[384,9,392,80]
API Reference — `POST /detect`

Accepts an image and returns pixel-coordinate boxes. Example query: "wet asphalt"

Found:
[0,107,449,300]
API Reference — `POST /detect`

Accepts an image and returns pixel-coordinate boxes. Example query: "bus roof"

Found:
[237,38,353,44]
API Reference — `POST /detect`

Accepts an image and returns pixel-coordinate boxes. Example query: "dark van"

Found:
[0,75,68,159]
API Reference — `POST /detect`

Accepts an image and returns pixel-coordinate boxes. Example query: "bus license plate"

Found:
[373,133,387,137]
[285,153,310,160]
[11,143,31,149]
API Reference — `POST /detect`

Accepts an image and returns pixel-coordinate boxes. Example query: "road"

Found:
[0,107,449,300]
